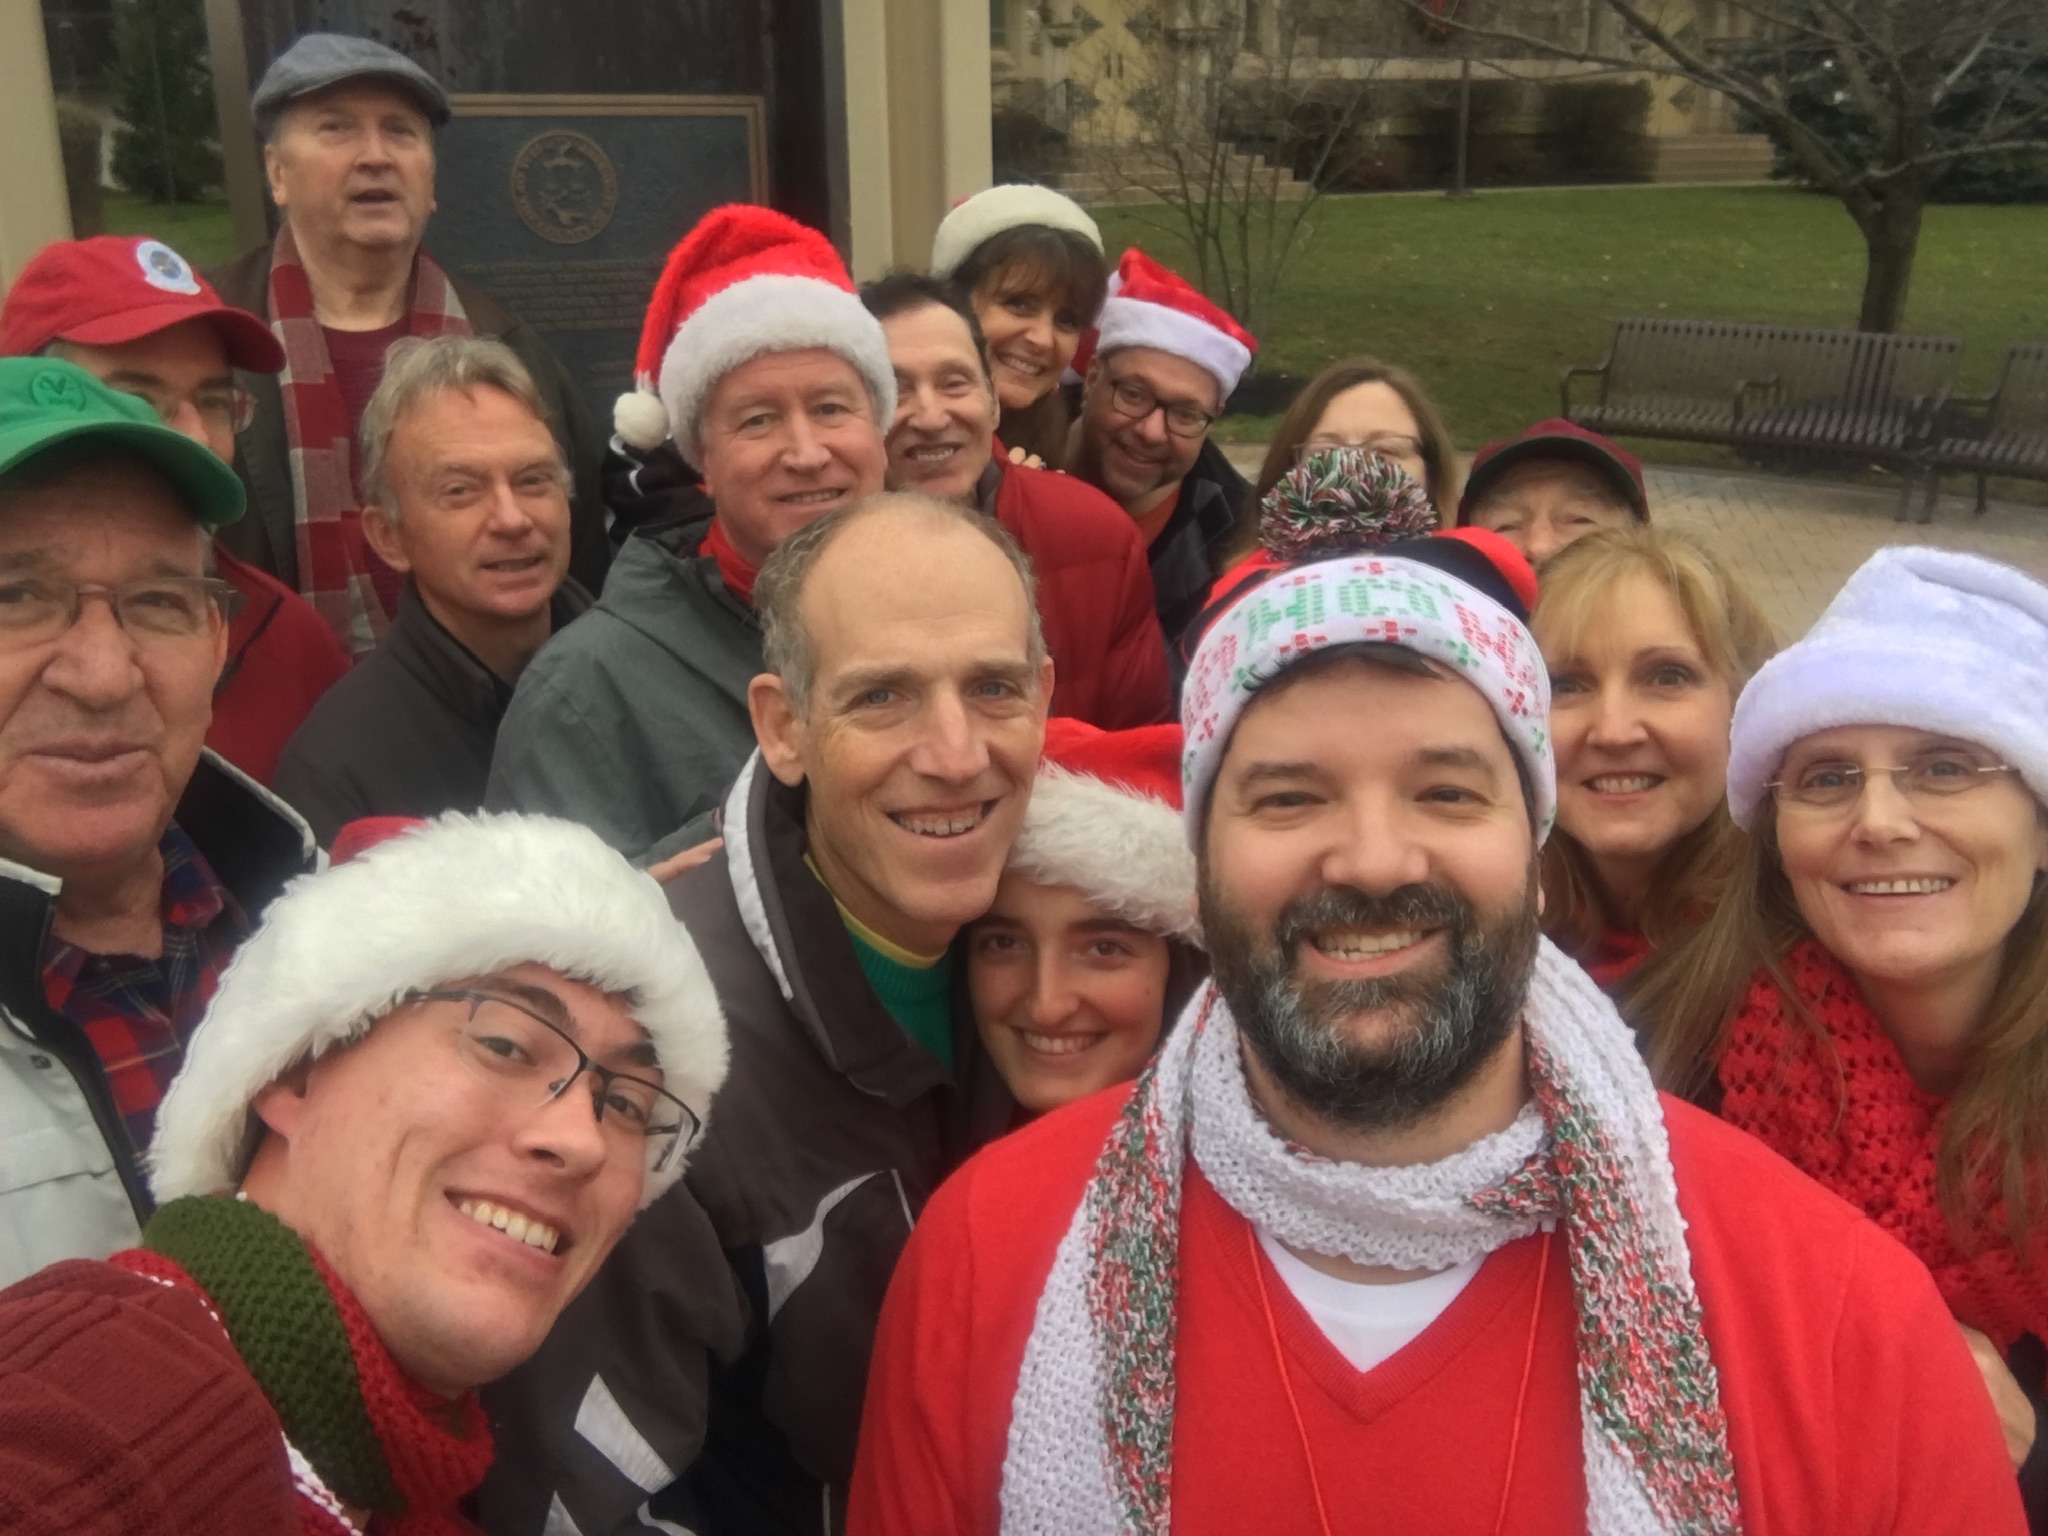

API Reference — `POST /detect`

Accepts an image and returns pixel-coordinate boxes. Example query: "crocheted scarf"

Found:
[111,1195,494,1535]
[1001,938,1740,1536]
[1718,939,2048,1350]
[266,225,471,657]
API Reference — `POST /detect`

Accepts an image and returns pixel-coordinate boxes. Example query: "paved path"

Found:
[1222,446,2048,641]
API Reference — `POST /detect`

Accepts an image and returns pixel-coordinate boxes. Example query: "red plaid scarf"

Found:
[266,226,471,656]
[1719,939,2048,1350]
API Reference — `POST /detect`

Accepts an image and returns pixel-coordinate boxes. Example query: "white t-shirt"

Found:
[1256,1227,1484,1374]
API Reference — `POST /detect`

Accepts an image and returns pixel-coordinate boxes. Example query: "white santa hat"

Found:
[929,183,1104,279]
[1074,248,1258,403]
[1726,546,2048,829]
[614,204,895,466]
[1009,718,1199,944]
[149,813,729,1210]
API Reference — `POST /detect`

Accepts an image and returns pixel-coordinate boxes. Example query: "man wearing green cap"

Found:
[0,356,316,1287]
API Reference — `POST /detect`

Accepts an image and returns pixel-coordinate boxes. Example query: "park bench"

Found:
[1560,318,1960,511]
[1922,341,2048,516]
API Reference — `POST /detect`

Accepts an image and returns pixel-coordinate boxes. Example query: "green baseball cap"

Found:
[0,357,245,528]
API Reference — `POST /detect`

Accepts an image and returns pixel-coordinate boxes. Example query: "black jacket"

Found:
[479,752,1015,1536]
[207,243,612,601]
[1150,436,1251,670]
[274,578,591,846]
[0,753,315,1286]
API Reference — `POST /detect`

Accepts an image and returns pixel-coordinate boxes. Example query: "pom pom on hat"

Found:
[1087,249,1257,402]
[622,204,894,466]
[148,812,729,1210]
[1726,546,2048,828]
[930,184,1104,278]
[1008,719,1199,944]
[1258,447,1439,563]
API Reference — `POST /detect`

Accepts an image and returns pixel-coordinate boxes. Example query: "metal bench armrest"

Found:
[1559,364,1608,419]
[1730,375,1780,424]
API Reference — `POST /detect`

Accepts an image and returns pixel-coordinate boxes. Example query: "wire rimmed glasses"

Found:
[0,576,240,650]
[1767,747,2021,814]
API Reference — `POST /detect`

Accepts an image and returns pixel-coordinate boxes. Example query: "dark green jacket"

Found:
[207,242,611,599]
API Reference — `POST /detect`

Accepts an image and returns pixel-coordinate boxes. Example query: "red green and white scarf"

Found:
[1000,938,1742,1535]
[266,226,470,656]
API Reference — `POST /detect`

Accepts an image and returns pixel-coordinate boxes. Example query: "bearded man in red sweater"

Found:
[849,535,2028,1536]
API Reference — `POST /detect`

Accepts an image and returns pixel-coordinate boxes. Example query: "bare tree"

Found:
[1416,0,2048,331]
[1066,0,1389,345]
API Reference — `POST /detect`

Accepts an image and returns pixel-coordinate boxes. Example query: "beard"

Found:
[1202,870,1541,1136]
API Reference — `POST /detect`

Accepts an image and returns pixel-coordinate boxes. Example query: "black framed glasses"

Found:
[0,576,241,650]
[409,988,701,1173]
[1767,748,2021,814]
[1102,372,1218,439]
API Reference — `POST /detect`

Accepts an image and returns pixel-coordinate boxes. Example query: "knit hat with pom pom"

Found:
[1257,446,1440,563]
[614,204,895,467]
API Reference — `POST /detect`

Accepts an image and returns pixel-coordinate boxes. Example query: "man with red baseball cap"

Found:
[2,235,351,785]
[1455,417,1650,566]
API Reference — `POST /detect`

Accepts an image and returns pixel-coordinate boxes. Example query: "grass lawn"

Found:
[101,194,237,270]
[1095,186,2048,463]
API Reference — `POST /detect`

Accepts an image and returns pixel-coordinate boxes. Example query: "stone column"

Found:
[0,0,72,288]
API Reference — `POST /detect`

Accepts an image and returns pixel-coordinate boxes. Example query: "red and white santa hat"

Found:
[929,183,1104,279]
[615,204,895,465]
[1008,718,1199,944]
[1076,248,1257,403]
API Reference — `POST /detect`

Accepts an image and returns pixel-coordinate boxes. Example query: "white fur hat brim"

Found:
[1094,293,1253,403]
[930,184,1104,278]
[149,812,728,1210]
[1727,547,2048,829]
[1007,768,1200,944]
[658,273,896,467]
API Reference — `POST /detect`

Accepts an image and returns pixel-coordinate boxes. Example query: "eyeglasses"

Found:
[0,576,241,650]
[409,988,701,1174]
[1102,373,1218,439]
[122,382,258,437]
[1293,436,1427,470]
[1767,748,2021,813]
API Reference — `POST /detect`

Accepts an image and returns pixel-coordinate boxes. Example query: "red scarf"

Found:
[1580,928,1653,992]
[267,226,471,657]
[1718,939,2048,1347]
[703,516,759,605]
[113,1245,494,1534]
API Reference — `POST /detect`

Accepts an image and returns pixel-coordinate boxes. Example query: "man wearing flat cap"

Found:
[210,32,609,657]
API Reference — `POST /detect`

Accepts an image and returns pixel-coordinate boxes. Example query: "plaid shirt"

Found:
[41,823,248,1155]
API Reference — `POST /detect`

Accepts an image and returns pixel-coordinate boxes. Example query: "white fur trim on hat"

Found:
[1008,768,1200,944]
[930,185,1104,279]
[148,813,729,1210]
[658,273,895,467]
[1094,293,1254,403]
[1726,546,2048,829]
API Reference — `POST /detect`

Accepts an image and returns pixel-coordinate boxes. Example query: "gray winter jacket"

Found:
[483,514,760,857]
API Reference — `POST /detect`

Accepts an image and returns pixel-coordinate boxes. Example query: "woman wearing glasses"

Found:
[929,186,1109,467]
[1532,525,1775,990]
[1630,547,2048,1518]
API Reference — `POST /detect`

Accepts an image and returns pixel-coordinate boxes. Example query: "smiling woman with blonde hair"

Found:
[1531,524,1775,988]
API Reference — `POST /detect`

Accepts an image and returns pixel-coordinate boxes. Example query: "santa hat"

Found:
[1008,718,1199,944]
[929,184,1104,279]
[1076,249,1257,402]
[149,813,729,1210]
[614,204,895,465]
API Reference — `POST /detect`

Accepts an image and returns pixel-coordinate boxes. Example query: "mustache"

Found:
[1275,884,1472,957]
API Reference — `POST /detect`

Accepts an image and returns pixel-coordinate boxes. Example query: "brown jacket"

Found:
[207,243,611,599]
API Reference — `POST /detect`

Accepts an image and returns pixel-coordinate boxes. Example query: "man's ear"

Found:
[362,506,412,573]
[749,673,808,788]
[262,140,288,209]
[1033,655,1056,723]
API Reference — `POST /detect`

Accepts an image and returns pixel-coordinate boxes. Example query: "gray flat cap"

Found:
[251,33,451,136]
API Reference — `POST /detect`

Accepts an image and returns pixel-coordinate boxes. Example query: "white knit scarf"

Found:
[999,937,1741,1535]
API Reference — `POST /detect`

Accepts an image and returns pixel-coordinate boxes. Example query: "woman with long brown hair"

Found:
[1249,355,1459,512]
[930,186,1110,467]
[1532,525,1776,988]
[1632,546,2048,1516]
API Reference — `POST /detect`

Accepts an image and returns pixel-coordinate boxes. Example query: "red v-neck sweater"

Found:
[849,1087,2025,1536]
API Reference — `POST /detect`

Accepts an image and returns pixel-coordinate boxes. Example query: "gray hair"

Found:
[357,335,566,520]
[755,491,1047,716]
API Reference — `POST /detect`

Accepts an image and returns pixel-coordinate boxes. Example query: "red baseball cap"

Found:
[1,235,285,373]
[1456,417,1649,525]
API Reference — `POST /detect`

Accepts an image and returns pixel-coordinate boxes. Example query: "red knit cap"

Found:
[1074,249,1257,401]
[613,204,894,465]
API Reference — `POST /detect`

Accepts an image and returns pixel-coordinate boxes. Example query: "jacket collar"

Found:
[386,577,591,723]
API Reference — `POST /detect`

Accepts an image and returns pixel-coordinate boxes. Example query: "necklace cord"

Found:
[1491,1226,1553,1535]
[1248,1222,1337,1536]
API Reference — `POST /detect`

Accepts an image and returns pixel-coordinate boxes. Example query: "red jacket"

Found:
[850,1085,2025,1535]
[210,549,352,786]
[984,461,1171,729]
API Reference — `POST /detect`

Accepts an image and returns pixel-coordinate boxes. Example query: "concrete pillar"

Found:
[0,0,73,288]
